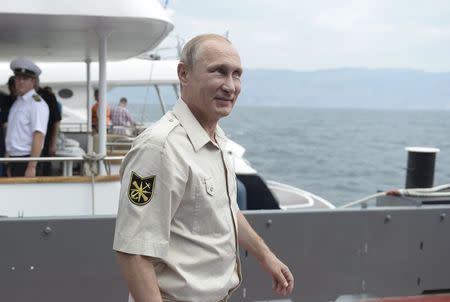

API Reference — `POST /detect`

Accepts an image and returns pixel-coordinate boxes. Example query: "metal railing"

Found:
[60,122,89,133]
[0,156,124,176]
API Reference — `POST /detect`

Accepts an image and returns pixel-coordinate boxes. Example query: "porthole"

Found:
[58,88,73,99]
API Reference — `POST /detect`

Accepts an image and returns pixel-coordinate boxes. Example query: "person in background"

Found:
[91,88,111,132]
[37,85,62,176]
[46,86,63,117]
[111,97,135,136]
[7,76,17,103]
[0,87,11,176]
[113,34,294,302]
[1,76,17,176]
[5,58,49,177]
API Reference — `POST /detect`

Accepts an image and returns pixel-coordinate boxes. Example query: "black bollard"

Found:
[405,147,440,189]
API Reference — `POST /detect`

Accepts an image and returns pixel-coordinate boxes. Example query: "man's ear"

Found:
[177,62,189,87]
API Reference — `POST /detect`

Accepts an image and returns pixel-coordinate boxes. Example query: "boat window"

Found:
[58,88,74,99]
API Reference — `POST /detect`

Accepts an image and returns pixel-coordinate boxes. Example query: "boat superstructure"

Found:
[0,58,180,124]
[0,0,176,218]
[0,41,331,214]
[0,0,173,62]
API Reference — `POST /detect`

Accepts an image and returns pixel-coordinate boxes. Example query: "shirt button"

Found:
[209,186,214,192]
[169,118,174,122]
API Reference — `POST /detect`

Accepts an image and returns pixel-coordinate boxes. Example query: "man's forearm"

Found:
[237,211,271,261]
[49,121,60,154]
[50,122,60,147]
[28,131,45,168]
[116,252,163,302]
[127,112,135,125]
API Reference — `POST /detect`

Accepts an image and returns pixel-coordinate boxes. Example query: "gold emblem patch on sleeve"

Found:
[128,171,156,206]
[32,94,41,102]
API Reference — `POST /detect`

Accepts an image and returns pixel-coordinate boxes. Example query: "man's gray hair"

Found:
[180,34,231,68]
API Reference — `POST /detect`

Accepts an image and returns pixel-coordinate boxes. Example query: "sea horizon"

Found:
[128,104,450,206]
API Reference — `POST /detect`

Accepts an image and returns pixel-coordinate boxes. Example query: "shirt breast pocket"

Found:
[192,176,229,236]
[17,110,30,125]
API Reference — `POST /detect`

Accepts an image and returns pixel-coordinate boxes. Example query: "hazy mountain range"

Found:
[110,68,450,110]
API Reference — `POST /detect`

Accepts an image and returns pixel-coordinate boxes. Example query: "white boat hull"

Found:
[0,177,120,217]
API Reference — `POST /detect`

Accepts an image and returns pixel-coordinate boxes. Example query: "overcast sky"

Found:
[160,0,450,72]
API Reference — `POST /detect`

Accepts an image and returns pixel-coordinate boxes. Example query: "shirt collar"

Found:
[19,88,36,101]
[172,98,227,152]
[215,124,228,150]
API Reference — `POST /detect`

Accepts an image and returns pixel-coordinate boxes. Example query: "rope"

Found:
[340,192,387,208]
[90,174,95,215]
[82,153,105,176]
[340,183,450,208]
[82,152,106,214]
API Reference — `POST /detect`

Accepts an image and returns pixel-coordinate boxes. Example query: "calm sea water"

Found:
[129,104,450,206]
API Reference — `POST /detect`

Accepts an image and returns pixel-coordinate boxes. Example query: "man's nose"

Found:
[222,75,235,93]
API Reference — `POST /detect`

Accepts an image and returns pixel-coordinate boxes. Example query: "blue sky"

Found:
[160,0,450,72]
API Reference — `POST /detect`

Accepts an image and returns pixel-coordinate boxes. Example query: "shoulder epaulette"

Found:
[135,112,179,147]
[32,94,41,102]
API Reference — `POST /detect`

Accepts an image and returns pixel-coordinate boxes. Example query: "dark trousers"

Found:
[8,155,42,177]
[0,152,5,176]
[41,148,54,176]
[41,161,52,176]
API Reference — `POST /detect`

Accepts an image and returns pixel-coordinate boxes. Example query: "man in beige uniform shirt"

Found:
[113,34,294,302]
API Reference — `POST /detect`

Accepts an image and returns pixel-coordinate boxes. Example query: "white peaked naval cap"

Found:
[10,58,42,77]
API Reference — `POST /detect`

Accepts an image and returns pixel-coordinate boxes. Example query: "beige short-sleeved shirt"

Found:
[113,99,241,302]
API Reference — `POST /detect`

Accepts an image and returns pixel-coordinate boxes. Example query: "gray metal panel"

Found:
[361,208,426,297]
[415,210,450,292]
[1,207,450,302]
[0,216,127,302]
[233,210,367,302]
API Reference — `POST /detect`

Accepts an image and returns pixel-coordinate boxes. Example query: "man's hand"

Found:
[259,252,294,296]
[24,164,36,177]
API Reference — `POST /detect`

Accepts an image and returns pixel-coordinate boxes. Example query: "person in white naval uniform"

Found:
[5,58,49,177]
